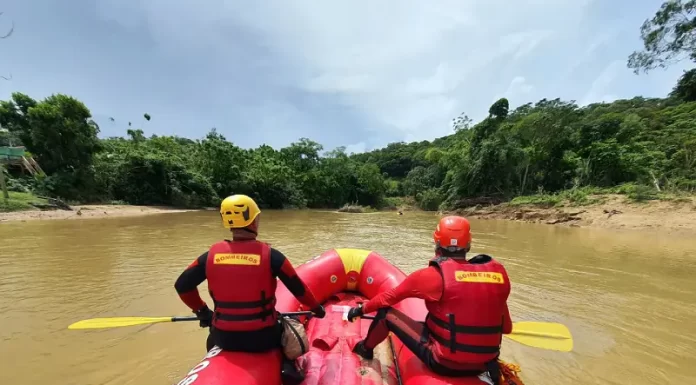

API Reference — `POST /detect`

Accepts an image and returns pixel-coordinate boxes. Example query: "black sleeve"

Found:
[270,248,286,276]
[270,247,314,304]
[174,252,208,294]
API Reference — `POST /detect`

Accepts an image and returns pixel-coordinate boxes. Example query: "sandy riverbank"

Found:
[455,194,696,235]
[0,204,196,223]
[3,194,695,234]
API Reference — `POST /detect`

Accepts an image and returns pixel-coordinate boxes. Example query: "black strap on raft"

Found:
[420,316,430,344]
[214,290,276,321]
[485,357,502,385]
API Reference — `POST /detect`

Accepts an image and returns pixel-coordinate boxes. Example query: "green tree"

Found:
[26,94,101,175]
[489,98,509,119]
[193,129,246,198]
[0,93,37,148]
[628,0,696,73]
[452,112,473,132]
[670,68,696,101]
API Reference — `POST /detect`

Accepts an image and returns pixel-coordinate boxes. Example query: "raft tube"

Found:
[174,249,523,385]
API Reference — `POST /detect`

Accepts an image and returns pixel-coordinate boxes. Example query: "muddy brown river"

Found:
[1,210,695,385]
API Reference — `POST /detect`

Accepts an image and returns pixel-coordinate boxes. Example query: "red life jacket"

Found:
[425,254,510,367]
[205,240,278,332]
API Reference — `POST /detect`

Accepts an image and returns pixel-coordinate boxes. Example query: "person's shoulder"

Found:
[269,247,286,258]
[410,265,442,279]
[428,255,447,267]
[468,254,495,264]
[208,239,229,248]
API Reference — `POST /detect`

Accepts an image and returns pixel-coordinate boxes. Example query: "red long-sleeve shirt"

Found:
[361,266,513,334]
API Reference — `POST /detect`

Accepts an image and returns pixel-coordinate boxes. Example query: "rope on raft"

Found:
[499,361,525,385]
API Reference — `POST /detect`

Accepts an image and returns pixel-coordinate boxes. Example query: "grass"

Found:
[509,187,606,208]
[381,197,405,210]
[508,184,695,208]
[380,196,421,211]
[613,183,695,203]
[0,191,48,212]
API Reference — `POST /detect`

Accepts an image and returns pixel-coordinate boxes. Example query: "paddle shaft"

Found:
[507,330,569,339]
[70,313,571,351]
[388,334,404,385]
[356,316,571,341]
[171,311,316,323]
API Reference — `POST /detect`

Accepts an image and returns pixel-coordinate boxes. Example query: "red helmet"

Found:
[433,216,471,251]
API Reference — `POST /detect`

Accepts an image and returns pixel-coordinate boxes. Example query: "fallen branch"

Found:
[603,209,622,218]
[566,210,587,216]
[29,203,60,211]
[35,196,73,211]
[546,216,581,225]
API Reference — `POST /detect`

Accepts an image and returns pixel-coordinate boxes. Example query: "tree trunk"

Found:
[0,164,9,201]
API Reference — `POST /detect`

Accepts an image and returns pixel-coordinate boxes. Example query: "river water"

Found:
[1,210,695,385]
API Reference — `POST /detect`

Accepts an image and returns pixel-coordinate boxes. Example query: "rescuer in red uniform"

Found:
[175,194,326,384]
[345,216,512,384]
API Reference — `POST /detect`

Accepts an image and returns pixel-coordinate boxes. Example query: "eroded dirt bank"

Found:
[454,194,696,235]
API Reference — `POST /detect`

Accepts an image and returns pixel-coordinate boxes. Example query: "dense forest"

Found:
[1,0,696,212]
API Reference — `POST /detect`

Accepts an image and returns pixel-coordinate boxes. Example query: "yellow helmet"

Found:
[219,194,261,229]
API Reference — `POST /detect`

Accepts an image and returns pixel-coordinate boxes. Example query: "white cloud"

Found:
[580,60,624,106]
[495,76,535,102]
[345,142,367,155]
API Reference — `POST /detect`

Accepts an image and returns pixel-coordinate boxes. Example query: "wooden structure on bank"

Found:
[1,146,44,202]
[0,146,44,175]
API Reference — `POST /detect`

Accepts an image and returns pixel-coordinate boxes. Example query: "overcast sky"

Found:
[1,0,691,153]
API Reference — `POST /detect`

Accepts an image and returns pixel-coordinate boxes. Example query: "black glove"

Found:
[311,305,326,319]
[346,304,363,322]
[194,305,214,328]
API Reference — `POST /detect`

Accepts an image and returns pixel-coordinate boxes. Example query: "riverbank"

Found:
[453,193,696,235]
[3,192,695,234]
[0,202,194,223]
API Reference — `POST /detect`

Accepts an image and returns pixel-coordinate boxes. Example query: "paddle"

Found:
[337,307,573,352]
[504,321,573,352]
[67,311,314,330]
[69,310,573,352]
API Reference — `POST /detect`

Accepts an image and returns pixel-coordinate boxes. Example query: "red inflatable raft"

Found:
[174,249,524,385]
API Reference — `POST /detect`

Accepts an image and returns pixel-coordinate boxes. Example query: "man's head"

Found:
[433,215,472,258]
[219,194,261,239]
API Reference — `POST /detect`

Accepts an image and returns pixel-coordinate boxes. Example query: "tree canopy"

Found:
[2,86,694,211]
[628,0,696,73]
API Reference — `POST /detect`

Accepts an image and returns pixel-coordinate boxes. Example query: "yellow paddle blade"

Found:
[506,321,573,352]
[67,317,175,330]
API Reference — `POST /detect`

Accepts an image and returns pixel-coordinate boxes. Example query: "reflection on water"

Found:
[1,210,695,385]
